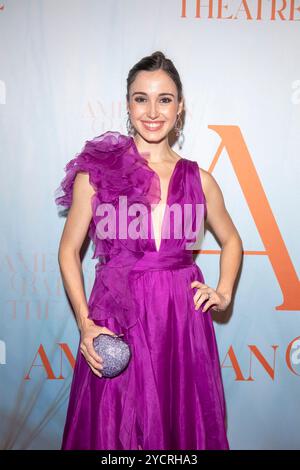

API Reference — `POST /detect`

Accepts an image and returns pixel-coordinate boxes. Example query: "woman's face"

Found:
[127,69,183,143]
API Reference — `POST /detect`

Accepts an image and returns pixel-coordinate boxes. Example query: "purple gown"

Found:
[54,131,230,450]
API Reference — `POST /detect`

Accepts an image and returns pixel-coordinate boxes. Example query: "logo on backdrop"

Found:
[23,336,300,380]
[222,336,300,380]
[181,0,300,21]
[201,125,299,312]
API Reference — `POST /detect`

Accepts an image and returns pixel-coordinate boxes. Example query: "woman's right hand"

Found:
[79,321,120,378]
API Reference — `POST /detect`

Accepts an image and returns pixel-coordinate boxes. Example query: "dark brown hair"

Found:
[126,51,183,103]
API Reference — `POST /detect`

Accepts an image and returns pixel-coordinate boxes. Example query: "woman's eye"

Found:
[134,97,172,103]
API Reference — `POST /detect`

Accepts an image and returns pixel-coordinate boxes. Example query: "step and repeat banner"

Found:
[0,0,299,450]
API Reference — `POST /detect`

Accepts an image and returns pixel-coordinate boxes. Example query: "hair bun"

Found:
[151,50,166,59]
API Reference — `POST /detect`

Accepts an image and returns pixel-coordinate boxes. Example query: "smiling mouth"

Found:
[141,121,165,131]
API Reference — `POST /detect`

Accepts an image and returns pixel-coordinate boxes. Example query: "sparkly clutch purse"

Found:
[93,333,132,378]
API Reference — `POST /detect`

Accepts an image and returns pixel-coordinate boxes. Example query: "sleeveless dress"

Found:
[54,131,230,450]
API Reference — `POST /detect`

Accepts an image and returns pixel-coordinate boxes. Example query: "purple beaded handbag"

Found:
[93,333,132,378]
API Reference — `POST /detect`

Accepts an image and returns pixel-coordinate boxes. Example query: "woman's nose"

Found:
[147,102,159,118]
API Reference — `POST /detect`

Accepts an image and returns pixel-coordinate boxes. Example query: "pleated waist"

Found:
[90,249,197,329]
[131,250,195,272]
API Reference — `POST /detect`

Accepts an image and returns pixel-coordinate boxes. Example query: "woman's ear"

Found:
[178,97,184,115]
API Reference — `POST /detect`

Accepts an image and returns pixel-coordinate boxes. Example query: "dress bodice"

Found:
[54,131,207,329]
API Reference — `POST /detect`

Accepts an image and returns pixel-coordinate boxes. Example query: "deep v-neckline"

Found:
[147,157,183,252]
[131,137,184,252]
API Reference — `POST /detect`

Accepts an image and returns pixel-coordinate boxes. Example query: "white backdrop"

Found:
[0,0,299,450]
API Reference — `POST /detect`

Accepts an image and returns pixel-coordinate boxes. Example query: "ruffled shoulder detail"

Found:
[54,130,160,211]
[54,131,161,330]
[54,131,161,257]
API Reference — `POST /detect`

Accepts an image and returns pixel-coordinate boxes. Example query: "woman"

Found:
[55,51,243,450]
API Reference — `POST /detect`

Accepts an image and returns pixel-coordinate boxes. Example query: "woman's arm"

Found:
[191,167,243,313]
[58,172,96,332]
[57,172,117,377]
[200,167,243,302]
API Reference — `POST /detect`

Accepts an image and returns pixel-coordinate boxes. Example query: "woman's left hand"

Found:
[190,281,231,313]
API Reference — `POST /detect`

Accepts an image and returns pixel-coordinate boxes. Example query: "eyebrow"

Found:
[132,92,175,98]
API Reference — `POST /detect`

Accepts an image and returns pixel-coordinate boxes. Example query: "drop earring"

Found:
[126,112,135,136]
[174,113,184,150]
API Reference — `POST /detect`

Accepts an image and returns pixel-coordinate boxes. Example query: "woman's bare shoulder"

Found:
[196,165,223,200]
[197,165,211,195]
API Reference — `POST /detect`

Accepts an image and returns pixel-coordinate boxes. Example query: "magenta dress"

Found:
[54,131,230,450]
